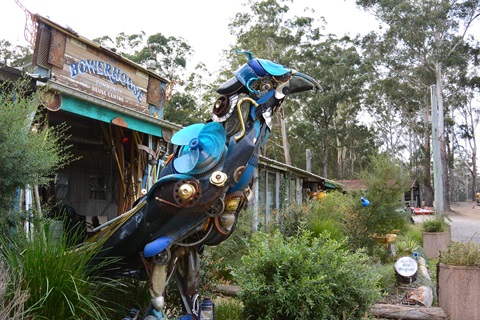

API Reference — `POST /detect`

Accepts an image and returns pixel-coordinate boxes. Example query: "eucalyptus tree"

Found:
[294,35,374,178]
[0,39,32,68]
[227,0,375,178]
[227,0,317,165]
[450,84,480,200]
[93,32,208,125]
[356,0,480,213]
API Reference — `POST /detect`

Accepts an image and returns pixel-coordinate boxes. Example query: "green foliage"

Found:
[214,297,243,320]
[349,155,409,248]
[0,39,32,67]
[276,202,309,237]
[93,31,191,82]
[234,230,382,319]
[202,208,255,285]
[421,217,449,233]
[0,80,75,217]
[441,241,480,267]
[373,263,397,297]
[402,222,423,245]
[0,221,125,319]
[306,191,356,242]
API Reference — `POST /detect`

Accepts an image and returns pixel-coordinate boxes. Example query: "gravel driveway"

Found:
[412,201,480,244]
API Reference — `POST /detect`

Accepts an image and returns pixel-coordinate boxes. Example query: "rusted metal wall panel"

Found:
[33,26,52,69]
[48,29,66,68]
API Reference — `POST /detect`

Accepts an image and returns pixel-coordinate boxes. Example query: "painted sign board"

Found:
[32,15,169,117]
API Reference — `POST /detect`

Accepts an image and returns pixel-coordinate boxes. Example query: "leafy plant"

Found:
[276,202,309,237]
[306,191,355,243]
[0,220,125,319]
[234,230,382,319]
[214,297,243,320]
[0,79,76,234]
[441,241,480,267]
[421,217,449,233]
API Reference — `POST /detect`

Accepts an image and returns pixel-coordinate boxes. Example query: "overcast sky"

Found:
[2,0,378,71]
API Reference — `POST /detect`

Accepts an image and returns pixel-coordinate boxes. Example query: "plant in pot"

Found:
[421,217,450,259]
[438,241,480,320]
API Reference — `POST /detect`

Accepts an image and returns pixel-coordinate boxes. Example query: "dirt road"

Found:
[412,201,480,243]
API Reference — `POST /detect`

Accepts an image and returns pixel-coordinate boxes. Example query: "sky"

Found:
[1,0,379,72]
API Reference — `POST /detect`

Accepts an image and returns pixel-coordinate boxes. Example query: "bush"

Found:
[234,230,382,319]
[0,79,75,234]
[348,155,410,249]
[276,202,309,237]
[306,191,355,243]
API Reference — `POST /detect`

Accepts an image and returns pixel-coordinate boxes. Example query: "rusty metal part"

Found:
[212,95,230,117]
[225,197,242,212]
[214,212,237,236]
[233,166,246,183]
[38,89,62,111]
[259,78,275,91]
[210,171,227,187]
[173,179,201,207]
[225,191,245,203]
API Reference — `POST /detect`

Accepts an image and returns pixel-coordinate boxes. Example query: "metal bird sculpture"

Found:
[87,51,321,319]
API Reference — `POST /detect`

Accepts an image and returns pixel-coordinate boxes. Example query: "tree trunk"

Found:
[371,304,448,319]
[280,108,291,166]
[322,140,328,177]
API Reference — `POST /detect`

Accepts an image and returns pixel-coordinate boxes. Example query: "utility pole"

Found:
[306,149,312,173]
[431,85,444,217]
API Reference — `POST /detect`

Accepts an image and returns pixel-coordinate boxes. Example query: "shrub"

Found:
[348,155,410,249]
[0,79,75,234]
[234,230,382,319]
[306,191,355,243]
[276,202,309,237]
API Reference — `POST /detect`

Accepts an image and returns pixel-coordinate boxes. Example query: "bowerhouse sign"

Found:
[32,14,169,117]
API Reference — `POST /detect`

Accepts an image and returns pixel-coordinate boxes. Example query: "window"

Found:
[89,175,107,200]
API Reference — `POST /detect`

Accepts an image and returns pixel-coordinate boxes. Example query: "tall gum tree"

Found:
[356,0,480,214]
[228,0,374,177]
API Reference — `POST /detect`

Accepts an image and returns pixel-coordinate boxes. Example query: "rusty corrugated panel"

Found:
[48,29,66,68]
[33,26,52,69]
